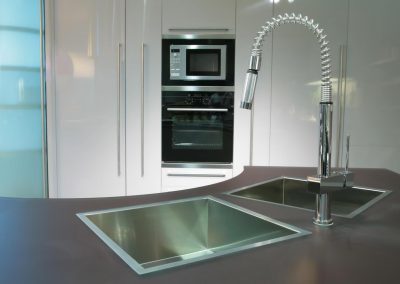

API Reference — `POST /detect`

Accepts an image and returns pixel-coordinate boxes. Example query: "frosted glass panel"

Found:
[0,0,45,197]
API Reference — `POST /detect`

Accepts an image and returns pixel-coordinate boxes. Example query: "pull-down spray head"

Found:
[241,70,258,109]
[240,13,333,111]
[240,53,262,110]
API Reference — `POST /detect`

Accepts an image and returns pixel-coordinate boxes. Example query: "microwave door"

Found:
[186,45,226,80]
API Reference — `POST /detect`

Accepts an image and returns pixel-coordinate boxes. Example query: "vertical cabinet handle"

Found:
[117,43,122,176]
[141,43,145,177]
[345,135,350,172]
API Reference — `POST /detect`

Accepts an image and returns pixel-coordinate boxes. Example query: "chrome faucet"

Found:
[240,13,353,226]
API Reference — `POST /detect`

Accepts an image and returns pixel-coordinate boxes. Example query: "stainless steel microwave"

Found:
[169,45,227,81]
[162,38,235,86]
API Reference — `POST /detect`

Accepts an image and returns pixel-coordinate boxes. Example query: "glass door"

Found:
[0,0,47,197]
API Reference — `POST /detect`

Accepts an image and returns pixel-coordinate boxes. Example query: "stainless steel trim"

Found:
[167,173,226,178]
[169,44,226,81]
[39,0,49,198]
[141,43,145,177]
[117,43,122,176]
[162,163,232,169]
[162,85,234,92]
[167,107,228,112]
[163,34,235,40]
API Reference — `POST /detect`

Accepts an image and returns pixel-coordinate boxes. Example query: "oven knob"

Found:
[202,96,210,105]
[185,97,194,105]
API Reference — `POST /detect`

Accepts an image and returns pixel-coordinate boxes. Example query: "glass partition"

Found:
[0,0,46,197]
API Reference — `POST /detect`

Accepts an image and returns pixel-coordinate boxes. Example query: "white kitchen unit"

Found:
[344,0,400,173]
[162,0,236,35]
[125,0,162,195]
[161,167,233,192]
[46,0,126,198]
[234,0,349,174]
[46,0,163,197]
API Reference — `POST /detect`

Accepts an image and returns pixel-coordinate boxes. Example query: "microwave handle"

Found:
[166,108,228,112]
[168,28,230,32]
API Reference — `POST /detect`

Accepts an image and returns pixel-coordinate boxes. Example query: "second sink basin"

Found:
[77,196,309,275]
[227,177,391,218]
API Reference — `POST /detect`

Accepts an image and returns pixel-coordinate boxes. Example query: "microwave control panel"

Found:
[170,46,183,80]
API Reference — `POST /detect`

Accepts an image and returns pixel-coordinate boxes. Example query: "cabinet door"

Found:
[50,0,126,197]
[162,0,236,35]
[126,0,162,195]
[260,0,348,168]
[234,0,274,175]
[344,0,400,173]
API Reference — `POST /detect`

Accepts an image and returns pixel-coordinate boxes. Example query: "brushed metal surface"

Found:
[77,196,309,274]
[228,177,391,218]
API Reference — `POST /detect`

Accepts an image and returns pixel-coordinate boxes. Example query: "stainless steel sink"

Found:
[227,177,391,218]
[77,196,309,274]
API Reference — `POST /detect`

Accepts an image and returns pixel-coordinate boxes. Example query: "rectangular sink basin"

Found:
[77,196,309,274]
[227,177,391,218]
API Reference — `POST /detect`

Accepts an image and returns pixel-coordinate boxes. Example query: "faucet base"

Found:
[313,193,333,226]
[313,218,333,227]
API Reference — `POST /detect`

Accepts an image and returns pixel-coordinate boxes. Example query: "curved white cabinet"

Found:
[161,167,233,192]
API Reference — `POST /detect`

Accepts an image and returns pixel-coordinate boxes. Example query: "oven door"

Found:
[162,107,233,163]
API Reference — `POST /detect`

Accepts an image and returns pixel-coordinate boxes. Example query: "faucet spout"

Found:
[241,13,342,226]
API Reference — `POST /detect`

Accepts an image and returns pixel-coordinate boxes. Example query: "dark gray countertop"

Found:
[1,167,399,284]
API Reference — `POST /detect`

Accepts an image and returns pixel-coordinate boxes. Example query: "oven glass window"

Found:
[187,49,221,76]
[171,113,224,150]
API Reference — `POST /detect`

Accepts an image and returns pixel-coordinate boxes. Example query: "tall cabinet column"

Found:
[46,0,126,197]
[126,0,162,195]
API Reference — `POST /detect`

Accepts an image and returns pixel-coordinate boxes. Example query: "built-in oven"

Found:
[162,37,235,86]
[162,87,234,163]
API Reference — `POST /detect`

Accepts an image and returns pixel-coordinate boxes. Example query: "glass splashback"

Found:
[0,0,46,197]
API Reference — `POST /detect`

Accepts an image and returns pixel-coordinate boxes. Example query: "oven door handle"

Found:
[166,108,229,112]
[167,173,226,178]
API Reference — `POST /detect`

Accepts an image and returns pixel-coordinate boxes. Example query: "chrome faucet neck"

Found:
[241,13,343,226]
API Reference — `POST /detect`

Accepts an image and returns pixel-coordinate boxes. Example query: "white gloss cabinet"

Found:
[126,0,162,195]
[344,0,400,173]
[162,0,236,35]
[46,0,126,197]
[234,0,273,176]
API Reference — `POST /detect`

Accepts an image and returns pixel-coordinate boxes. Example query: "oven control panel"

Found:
[184,94,211,106]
